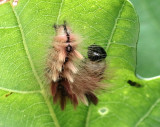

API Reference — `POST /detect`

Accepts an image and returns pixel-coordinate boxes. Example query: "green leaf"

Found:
[1,0,159,127]
[131,0,160,78]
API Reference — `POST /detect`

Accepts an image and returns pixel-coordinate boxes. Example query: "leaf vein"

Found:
[56,0,64,24]
[106,0,126,51]
[135,99,160,127]
[0,87,41,94]
[85,106,91,127]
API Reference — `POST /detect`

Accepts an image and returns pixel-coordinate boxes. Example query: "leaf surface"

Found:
[0,0,159,127]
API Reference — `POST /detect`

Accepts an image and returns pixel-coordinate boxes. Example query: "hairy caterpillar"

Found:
[12,0,19,6]
[0,0,19,6]
[0,0,9,5]
[46,22,107,110]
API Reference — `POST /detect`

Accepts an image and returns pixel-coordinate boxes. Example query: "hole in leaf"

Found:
[98,107,109,116]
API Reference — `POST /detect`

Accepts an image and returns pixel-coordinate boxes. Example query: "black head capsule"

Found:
[88,45,107,61]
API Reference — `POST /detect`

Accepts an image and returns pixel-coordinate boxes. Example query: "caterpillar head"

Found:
[88,45,107,61]
[53,22,71,36]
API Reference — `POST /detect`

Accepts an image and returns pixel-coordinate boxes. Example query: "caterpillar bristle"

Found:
[72,50,84,59]
[65,61,78,74]
[79,95,89,106]
[51,81,57,96]
[85,92,98,105]
[63,71,74,83]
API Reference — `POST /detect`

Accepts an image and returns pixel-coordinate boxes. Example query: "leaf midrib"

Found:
[10,3,60,127]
